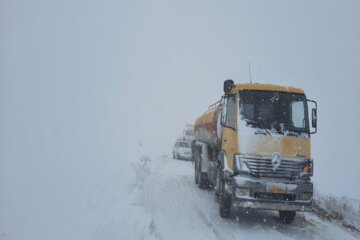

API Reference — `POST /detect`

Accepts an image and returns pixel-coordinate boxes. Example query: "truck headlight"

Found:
[303,160,313,176]
[300,192,313,201]
[236,188,250,198]
[233,155,250,173]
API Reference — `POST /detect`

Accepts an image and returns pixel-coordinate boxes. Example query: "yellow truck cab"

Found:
[192,80,317,223]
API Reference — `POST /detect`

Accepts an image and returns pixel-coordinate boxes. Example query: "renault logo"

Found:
[271,152,282,171]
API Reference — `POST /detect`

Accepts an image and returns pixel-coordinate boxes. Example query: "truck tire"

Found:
[194,153,199,184]
[198,160,208,189]
[214,166,220,202]
[218,170,232,218]
[194,148,209,189]
[279,210,296,224]
[198,173,208,189]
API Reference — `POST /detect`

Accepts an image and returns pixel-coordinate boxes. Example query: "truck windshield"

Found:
[239,90,309,134]
[179,142,190,148]
[185,130,194,136]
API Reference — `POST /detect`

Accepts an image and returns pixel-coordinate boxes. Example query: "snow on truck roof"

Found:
[231,83,305,94]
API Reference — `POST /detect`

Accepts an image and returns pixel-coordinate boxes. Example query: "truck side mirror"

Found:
[221,108,226,126]
[311,108,317,128]
[223,79,234,94]
[220,97,226,126]
[307,99,317,134]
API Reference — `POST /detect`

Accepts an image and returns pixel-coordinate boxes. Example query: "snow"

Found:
[3,149,355,240]
[1,0,360,239]
[123,155,360,240]
[1,136,359,240]
[313,192,360,233]
[237,109,309,159]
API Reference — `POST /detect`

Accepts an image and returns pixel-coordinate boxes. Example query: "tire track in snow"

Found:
[142,158,220,239]
[194,205,227,240]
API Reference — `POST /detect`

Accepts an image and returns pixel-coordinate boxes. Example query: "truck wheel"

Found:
[198,160,208,189]
[194,148,202,184]
[279,211,296,224]
[199,174,208,189]
[194,155,199,184]
[173,152,176,159]
[194,147,209,188]
[214,167,220,202]
[218,170,232,218]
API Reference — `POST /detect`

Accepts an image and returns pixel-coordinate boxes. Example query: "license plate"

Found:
[266,183,286,193]
[268,187,286,194]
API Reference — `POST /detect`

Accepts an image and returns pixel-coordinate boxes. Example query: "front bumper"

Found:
[179,152,192,159]
[231,175,313,212]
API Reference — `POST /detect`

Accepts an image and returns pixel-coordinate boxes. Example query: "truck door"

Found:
[221,94,238,171]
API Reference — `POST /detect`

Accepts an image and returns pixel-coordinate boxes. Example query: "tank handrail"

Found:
[208,100,220,110]
[202,100,220,114]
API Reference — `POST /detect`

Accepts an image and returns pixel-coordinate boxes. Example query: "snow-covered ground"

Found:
[124,154,360,240]
[312,192,360,234]
[1,150,359,240]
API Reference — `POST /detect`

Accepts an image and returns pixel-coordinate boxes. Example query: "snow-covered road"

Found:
[133,155,359,240]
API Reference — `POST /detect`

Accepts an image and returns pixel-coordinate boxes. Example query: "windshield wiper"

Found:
[278,123,308,136]
[244,119,273,136]
[254,129,271,136]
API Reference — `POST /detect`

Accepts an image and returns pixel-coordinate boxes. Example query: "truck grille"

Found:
[254,192,296,201]
[243,156,307,179]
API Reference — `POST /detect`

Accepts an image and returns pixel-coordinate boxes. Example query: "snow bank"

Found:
[313,192,360,233]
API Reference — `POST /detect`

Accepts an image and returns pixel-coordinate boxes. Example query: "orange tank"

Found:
[194,104,221,147]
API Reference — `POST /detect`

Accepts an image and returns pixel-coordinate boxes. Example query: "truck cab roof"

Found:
[231,83,305,95]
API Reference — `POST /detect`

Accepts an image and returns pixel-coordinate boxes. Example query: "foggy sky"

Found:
[1,0,360,239]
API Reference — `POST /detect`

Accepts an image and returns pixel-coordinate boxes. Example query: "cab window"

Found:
[224,95,236,128]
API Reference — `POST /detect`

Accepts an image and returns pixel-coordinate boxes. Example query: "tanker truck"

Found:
[192,80,317,223]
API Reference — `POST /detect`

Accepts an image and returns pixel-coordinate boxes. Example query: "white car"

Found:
[173,140,192,160]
